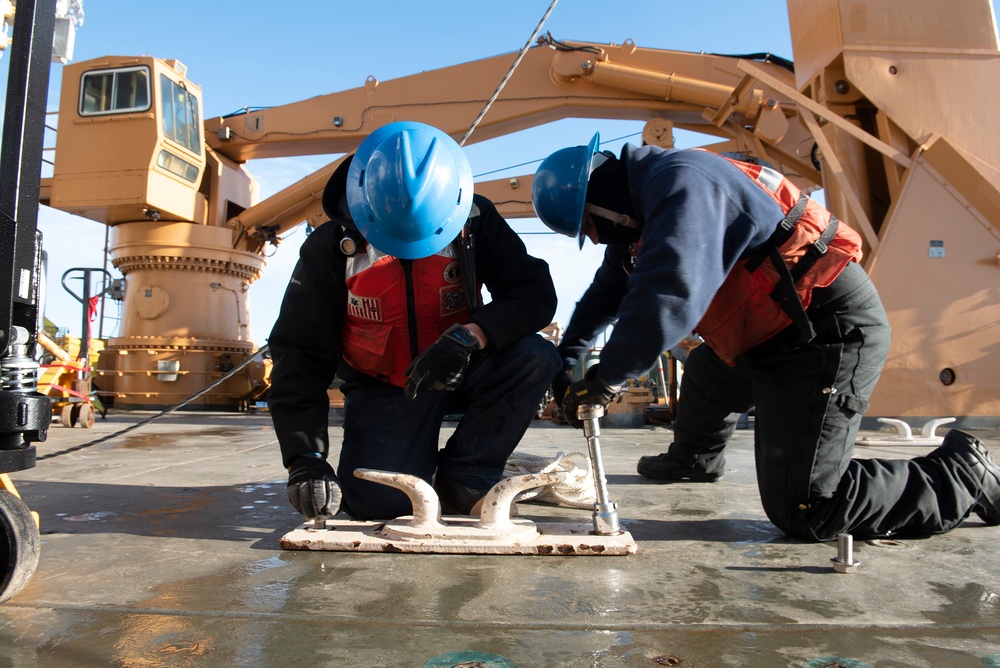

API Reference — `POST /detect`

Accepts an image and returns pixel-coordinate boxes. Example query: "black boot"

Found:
[931,430,1000,525]
[433,476,489,515]
[636,451,724,482]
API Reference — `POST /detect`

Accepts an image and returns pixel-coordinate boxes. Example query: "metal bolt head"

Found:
[831,557,860,573]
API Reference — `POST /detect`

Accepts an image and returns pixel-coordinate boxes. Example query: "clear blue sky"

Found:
[2,1,996,343]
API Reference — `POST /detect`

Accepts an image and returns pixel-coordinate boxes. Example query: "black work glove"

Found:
[404,323,481,400]
[286,455,342,520]
[549,367,575,424]
[551,367,574,405]
[562,363,622,429]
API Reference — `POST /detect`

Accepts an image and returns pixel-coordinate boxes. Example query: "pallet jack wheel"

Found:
[60,403,75,427]
[77,403,95,429]
[0,489,40,604]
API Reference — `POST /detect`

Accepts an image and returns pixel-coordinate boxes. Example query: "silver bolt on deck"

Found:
[831,532,861,573]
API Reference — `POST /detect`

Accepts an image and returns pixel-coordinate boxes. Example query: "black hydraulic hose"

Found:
[36,345,270,461]
[713,51,795,72]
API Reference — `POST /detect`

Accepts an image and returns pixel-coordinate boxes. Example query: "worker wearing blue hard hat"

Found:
[268,121,560,521]
[531,132,601,248]
[533,132,1000,542]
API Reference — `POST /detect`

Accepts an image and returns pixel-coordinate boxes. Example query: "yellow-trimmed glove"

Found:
[551,367,574,406]
[562,364,622,429]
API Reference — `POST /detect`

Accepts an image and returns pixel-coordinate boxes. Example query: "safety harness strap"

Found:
[744,193,809,273]
[739,193,840,343]
[766,215,840,342]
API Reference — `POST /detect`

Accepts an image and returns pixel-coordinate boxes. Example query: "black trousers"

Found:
[669,262,979,540]
[337,333,561,520]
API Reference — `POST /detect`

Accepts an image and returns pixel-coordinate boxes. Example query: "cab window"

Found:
[160,74,201,154]
[79,66,150,115]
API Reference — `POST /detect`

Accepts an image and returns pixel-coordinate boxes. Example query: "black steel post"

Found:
[0,0,57,472]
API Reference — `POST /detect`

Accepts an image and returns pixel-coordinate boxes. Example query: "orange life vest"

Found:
[339,244,474,387]
[694,158,863,365]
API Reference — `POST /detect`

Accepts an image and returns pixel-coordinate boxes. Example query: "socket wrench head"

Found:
[593,502,620,535]
[577,404,605,421]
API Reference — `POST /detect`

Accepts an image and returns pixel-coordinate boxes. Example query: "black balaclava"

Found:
[322,154,356,230]
[585,151,641,247]
[322,154,366,255]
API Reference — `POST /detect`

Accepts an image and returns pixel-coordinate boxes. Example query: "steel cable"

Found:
[37,345,270,460]
[458,0,559,147]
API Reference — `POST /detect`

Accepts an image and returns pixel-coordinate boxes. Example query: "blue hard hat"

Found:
[531,132,601,249]
[347,121,473,259]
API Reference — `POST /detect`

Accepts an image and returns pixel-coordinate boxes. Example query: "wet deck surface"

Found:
[3,411,1000,667]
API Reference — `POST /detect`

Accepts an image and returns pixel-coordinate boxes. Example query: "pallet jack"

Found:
[280,404,637,556]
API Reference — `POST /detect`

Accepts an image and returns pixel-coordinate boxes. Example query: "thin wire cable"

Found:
[37,345,270,460]
[459,0,559,147]
[472,131,642,179]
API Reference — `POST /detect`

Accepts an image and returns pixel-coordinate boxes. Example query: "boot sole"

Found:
[636,466,722,482]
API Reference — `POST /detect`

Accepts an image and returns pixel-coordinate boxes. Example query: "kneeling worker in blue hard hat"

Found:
[532,133,1000,541]
[269,121,560,521]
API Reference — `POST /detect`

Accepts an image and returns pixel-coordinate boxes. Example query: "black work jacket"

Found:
[268,194,557,467]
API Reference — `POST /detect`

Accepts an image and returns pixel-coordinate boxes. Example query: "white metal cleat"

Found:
[857,417,956,446]
[280,469,637,556]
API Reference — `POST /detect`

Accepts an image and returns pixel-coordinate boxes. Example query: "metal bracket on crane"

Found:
[857,417,956,446]
[280,469,637,556]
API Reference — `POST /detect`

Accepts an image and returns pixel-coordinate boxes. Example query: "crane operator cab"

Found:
[46,56,219,226]
[42,55,267,412]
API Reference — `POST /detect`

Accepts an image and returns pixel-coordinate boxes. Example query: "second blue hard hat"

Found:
[531,132,601,249]
[347,121,473,259]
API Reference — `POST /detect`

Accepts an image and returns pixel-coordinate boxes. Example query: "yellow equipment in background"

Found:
[36,331,102,428]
